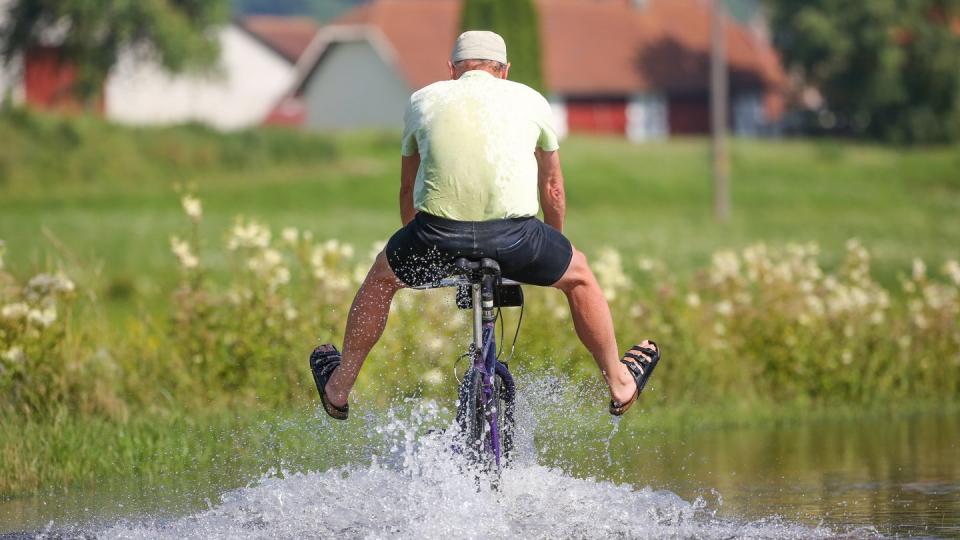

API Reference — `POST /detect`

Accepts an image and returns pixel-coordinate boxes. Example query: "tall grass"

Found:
[2,196,957,422]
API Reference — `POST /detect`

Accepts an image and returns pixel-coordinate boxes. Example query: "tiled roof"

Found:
[240,15,321,63]
[314,0,785,95]
[325,0,461,89]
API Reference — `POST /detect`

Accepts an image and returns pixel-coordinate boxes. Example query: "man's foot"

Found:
[309,344,349,420]
[609,340,660,416]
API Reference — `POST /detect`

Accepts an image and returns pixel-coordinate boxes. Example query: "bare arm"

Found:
[536,148,566,232]
[400,153,420,225]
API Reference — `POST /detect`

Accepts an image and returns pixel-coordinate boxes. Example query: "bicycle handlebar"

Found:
[411,275,520,291]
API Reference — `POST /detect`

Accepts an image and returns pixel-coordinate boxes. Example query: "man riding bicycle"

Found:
[310,31,660,421]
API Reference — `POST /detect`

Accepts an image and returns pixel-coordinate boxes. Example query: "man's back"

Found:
[401,70,559,222]
[314,30,659,426]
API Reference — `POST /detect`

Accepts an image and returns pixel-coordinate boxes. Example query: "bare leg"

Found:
[552,249,638,404]
[325,251,404,407]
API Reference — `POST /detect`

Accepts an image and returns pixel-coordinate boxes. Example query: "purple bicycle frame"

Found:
[471,283,504,466]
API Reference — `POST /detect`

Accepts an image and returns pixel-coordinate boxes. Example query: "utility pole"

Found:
[710,0,731,223]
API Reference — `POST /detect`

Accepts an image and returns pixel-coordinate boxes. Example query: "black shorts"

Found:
[385,212,574,287]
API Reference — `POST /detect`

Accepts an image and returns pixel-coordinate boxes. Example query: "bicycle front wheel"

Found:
[456,367,514,468]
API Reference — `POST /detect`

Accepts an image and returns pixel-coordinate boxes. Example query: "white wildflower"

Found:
[170,236,199,270]
[715,300,733,317]
[805,295,825,317]
[685,292,701,308]
[742,244,769,283]
[710,250,741,284]
[942,260,960,286]
[281,227,299,245]
[845,239,871,285]
[594,247,630,301]
[283,300,298,321]
[426,336,445,353]
[713,321,727,336]
[227,219,271,250]
[181,195,203,223]
[1,302,29,320]
[841,350,853,365]
[248,249,289,290]
[637,257,655,272]
[24,273,75,301]
[2,346,24,363]
[912,258,927,282]
[27,305,57,327]
[422,368,444,386]
[629,304,644,318]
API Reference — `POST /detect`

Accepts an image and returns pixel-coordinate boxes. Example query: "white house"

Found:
[1,8,320,128]
[106,19,315,130]
[0,0,24,106]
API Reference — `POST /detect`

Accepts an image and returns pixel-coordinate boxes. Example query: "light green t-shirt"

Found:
[401,70,560,221]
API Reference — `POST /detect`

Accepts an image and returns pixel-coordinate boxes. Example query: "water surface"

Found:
[1,380,957,538]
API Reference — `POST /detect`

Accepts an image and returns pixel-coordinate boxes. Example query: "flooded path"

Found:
[1,379,957,538]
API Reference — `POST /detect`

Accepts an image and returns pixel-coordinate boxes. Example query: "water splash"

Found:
[38,376,859,539]
[603,415,621,467]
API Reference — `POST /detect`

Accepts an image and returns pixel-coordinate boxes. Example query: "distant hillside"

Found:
[231,0,364,22]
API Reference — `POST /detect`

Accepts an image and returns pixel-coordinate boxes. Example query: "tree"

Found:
[1,0,229,106]
[765,1,960,143]
[461,0,544,92]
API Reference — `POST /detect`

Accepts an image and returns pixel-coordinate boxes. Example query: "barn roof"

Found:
[239,15,321,63]
[294,0,786,95]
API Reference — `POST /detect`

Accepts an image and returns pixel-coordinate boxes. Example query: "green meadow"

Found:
[3,108,958,312]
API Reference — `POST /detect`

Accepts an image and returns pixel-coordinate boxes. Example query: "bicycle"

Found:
[412,256,525,472]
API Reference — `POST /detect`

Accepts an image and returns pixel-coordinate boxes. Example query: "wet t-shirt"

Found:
[400,70,559,221]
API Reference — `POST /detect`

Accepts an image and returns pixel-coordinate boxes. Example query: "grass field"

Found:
[2,110,959,317]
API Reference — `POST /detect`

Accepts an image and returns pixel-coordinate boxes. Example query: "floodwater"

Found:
[1,377,958,539]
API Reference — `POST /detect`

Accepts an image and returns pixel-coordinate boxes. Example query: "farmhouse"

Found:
[289,0,786,139]
[0,11,319,130]
[106,16,318,130]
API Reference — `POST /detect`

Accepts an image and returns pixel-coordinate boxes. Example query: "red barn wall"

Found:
[24,46,101,112]
[566,99,627,135]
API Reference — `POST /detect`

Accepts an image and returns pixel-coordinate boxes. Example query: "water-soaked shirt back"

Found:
[401,70,560,222]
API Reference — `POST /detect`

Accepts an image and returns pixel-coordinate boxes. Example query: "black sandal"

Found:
[309,344,349,420]
[609,341,660,416]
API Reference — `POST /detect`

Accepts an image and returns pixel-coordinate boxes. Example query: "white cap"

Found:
[451,30,508,64]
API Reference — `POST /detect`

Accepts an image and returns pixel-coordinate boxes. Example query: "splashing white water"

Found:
[92,386,845,540]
